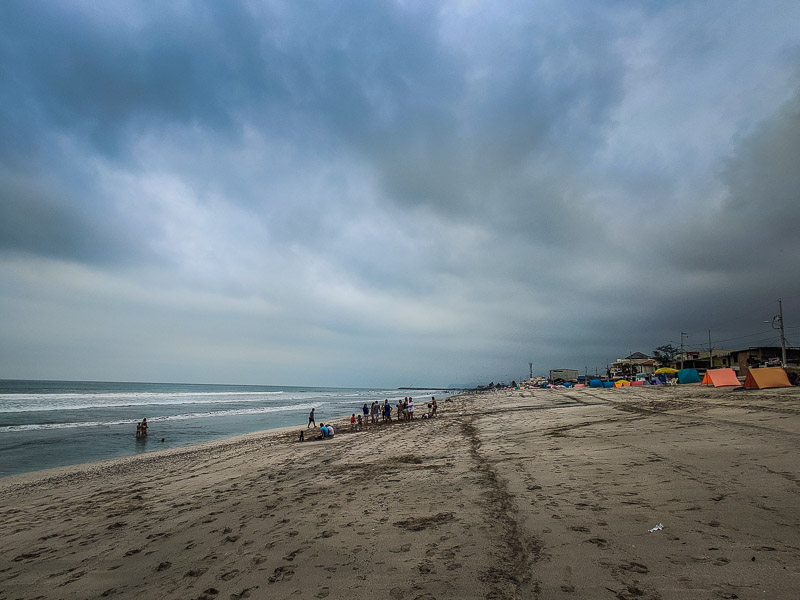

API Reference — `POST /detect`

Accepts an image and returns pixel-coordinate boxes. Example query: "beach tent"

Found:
[573,384,585,388]
[744,367,791,389]
[603,381,614,388]
[655,367,679,375]
[701,368,741,387]
[614,380,631,387]
[677,369,701,384]
[631,380,644,386]
[590,379,603,388]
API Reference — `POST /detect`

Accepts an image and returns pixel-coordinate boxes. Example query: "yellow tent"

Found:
[655,367,679,374]
[614,380,631,387]
[743,367,791,389]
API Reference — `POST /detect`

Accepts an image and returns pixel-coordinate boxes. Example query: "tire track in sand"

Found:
[462,419,537,599]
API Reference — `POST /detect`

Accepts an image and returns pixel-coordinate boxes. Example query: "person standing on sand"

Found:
[383,400,392,422]
[308,408,316,428]
[407,398,415,420]
[362,403,369,423]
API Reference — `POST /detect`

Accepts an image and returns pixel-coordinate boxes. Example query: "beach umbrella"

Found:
[654,367,679,374]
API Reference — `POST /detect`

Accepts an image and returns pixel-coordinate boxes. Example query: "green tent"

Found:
[678,368,700,384]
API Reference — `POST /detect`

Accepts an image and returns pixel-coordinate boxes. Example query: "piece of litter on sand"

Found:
[648,523,664,533]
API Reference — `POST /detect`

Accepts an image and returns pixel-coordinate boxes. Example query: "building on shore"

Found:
[609,352,656,379]
[668,346,799,377]
[549,369,579,382]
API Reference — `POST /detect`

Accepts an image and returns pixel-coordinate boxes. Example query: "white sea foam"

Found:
[0,402,318,432]
[0,390,290,412]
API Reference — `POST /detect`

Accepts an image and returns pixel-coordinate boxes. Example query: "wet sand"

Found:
[1,386,798,599]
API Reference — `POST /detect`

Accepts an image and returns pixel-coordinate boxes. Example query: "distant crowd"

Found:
[300,396,439,441]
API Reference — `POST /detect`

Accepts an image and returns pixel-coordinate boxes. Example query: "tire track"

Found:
[462,419,537,599]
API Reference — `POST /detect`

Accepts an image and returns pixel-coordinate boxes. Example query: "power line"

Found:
[711,329,775,344]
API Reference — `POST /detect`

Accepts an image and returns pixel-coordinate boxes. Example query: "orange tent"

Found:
[614,380,630,387]
[701,368,741,387]
[743,367,791,389]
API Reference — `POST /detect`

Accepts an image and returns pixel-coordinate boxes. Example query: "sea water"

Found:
[0,380,456,477]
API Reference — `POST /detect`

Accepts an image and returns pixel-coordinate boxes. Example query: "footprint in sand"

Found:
[184,567,209,578]
[218,569,239,581]
[315,587,330,598]
[267,565,295,583]
[619,561,649,574]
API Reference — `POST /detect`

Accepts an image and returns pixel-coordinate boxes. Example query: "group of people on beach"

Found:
[300,397,438,441]
[351,396,437,430]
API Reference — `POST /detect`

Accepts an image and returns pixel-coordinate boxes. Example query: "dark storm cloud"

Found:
[1,0,799,385]
[0,0,456,264]
[675,91,800,272]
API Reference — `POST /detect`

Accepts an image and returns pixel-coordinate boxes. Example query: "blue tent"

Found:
[603,381,614,388]
[678,368,701,384]
[590,379,602,388]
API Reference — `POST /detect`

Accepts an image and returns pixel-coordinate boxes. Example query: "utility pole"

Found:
[708,330,713,370]
[529,362,533,380]
[778,299,787,366]
[680,332,688,370]
[764,299,788,366]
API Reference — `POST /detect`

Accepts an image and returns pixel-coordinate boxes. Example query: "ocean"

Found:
[0,380,457,477]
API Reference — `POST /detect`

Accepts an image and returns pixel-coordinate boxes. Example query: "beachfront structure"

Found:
[667,346,800,376]
[549,369,579,382]
[609,353,656,379]
[676,349,735,371]
[725,346,800,376]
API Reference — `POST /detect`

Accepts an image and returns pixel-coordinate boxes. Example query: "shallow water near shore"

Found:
[0,380,456,476]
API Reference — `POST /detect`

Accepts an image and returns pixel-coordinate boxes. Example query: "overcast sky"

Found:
[1,1,799,387]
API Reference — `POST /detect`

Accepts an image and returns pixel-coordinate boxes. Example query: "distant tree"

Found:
[652,344,679,366]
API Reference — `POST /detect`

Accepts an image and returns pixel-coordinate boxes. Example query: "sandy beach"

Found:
[1,386,798,600]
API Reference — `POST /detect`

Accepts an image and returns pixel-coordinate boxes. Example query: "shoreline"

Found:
[2,386,798,599]
[0,384,458,479]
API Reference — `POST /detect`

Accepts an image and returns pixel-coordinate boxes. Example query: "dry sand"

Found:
[1,386,798,600]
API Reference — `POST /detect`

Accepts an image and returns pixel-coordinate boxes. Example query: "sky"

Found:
[1,1,799,388]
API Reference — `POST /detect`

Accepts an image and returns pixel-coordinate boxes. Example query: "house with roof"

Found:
[609,352,656,379]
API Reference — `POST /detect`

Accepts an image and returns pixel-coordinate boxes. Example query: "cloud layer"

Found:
[1,1,799,386]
